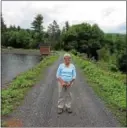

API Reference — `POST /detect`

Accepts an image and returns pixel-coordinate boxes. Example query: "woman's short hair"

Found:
[64,53,71,58]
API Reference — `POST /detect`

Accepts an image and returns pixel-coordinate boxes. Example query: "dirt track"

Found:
[4,54,120,127]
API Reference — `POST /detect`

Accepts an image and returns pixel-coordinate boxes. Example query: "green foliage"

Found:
[65,21,70,31]
[1,55,58,116]
[70,49,77,55]
[62,23,104,58]
[97,47,110,61]
[97,48,119,72]
[31,14,43,32]
[31,14,44,42]
[109,64,118,72]
[47,20,61,49]
[118,52,127,73]
[1,14,6,33]
[2,30,31,48]
[73,54,126,126]
[103,33,126,72]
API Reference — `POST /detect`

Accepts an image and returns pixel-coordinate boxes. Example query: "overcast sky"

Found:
[2,1,126,33]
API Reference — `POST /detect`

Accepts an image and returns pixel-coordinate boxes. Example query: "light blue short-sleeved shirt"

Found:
[56,63,76,82]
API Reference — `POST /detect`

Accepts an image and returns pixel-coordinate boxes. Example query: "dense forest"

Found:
[1,14,126,73]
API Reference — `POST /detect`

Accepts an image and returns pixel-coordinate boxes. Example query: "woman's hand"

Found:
[57,77,66,87]
[61,81,66,87]
[66,80,74,87]
[66,82,71,87]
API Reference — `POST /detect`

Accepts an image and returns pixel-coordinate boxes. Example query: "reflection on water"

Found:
[2,53,40,87]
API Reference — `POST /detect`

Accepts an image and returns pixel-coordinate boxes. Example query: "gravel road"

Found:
[4,54,120,127]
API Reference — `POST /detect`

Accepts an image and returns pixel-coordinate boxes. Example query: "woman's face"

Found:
[64,56,71,65]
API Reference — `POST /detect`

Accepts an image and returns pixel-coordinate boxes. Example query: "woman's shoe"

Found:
[66,108,72,113]
[58,108,63,114]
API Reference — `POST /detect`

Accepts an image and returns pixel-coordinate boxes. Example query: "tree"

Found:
[65,21,70,31]
[118,52,127,73]
[31,14,44,42]
[8,25,17,31]
[17,26,21,31]
[47,20,61,49]
[1,15,7,46]
[48,20,60,39]
[61,22,104,58]
[1,14,6,33]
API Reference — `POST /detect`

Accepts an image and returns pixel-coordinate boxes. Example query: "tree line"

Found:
[1,14,126,73]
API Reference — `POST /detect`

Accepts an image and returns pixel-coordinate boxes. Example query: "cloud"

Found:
[2,1,126,33]
[115,22,126,33]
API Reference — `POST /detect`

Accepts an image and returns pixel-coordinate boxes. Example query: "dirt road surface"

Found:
[4,54,120,127]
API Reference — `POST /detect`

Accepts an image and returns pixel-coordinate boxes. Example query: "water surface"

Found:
[2,53,40,88]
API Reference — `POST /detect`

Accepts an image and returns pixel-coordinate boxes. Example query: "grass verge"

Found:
[1,55,58,116]
[72,54,126,126]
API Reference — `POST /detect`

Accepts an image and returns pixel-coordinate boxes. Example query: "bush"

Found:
[70,49,77,55]
[109,64,118,72]
[97,47,110,61]
[118,52,127,73]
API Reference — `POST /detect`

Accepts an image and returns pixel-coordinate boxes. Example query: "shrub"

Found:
[97,47,110,61]
[109,64,118,72]
[70,49,77,55]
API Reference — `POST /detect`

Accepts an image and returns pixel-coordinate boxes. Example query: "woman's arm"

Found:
[57,77,65,85]
[56,64,65,86]
[67,65,76,87]
[72,65,76,80]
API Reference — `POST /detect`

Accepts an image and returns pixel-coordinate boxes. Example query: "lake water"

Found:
[1,53,41,88]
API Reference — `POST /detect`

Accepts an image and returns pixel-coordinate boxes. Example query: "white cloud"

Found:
[2,1,126,33]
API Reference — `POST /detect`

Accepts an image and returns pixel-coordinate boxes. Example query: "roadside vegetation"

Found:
[72,54,126,126]
[1,55,58,116]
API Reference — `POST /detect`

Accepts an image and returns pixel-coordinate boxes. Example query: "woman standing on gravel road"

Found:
[56,53,76,114]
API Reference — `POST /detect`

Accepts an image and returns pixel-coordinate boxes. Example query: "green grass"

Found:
[1,121,8,127]
[1,55,58,116]
[72,54,126,126]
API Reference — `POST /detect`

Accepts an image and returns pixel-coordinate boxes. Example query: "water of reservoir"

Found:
[1,53,41,88]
